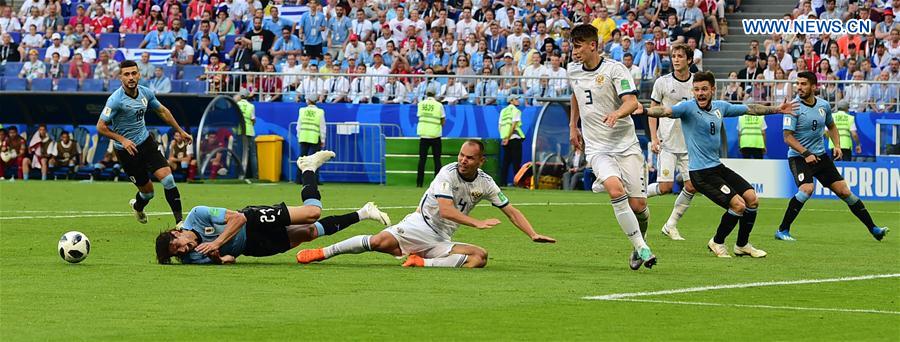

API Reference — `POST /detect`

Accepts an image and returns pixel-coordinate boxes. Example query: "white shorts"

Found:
[383,213,462,258]
[656,150,690,182]
[588,149,647,198]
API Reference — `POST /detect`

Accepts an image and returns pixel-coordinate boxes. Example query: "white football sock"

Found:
[635,207,650,237]
[356,208,369,220]
[646,183,662,197]
[611,196,648,251]
[323,235,371,258]
[424,254,468,267]
[666,189,695,227]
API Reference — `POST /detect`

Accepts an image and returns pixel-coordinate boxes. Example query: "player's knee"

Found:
[466,250,488,268]
[684,181,697,193]
[367,233,393,252]
[798,184,814,196]
[729,197,747,214]
[628,198,647,212]
[659,182,673,194]
[833,186,852,199]
[743,194,759,209]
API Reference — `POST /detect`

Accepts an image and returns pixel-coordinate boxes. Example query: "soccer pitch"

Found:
[1,181,898,340]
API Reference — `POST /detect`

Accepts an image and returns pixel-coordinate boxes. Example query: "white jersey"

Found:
[418,162,508,239]
[650,72,694,153]
[567,57,641,155]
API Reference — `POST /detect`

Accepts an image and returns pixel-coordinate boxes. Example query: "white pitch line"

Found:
[603,298,900,315]
[584,273,900,300]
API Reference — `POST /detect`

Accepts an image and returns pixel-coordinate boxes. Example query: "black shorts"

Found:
[114,135,169,186]
[690,164,755,209]
[788,154,844,187]
[240,202,292,257]
[303,43,323,59]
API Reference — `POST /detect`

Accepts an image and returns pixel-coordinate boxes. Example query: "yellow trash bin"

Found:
[255,135,284,182]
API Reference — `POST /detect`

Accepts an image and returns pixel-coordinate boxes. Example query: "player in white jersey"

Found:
[296,140,556,268]
[646,44,696,241]
[568,24,657,270]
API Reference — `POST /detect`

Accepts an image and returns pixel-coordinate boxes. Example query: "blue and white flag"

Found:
[113,48,173,64]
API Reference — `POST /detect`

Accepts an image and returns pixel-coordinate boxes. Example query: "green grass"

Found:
[1,181,898,341]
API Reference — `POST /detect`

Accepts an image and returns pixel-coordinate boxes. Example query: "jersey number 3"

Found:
[583,90,593,105]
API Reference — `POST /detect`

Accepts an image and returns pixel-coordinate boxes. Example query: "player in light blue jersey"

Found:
[639,71,795,258]
[96,60,193,224]
[775,71,889,242]
[154,151,392,264]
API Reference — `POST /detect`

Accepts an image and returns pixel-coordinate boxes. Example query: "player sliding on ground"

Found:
[567,24,657,270]
[638,71,795,258]
[153,151,391,264]
[774,71,889,242]
[297,140,555,268]
[646,43,696,241]
[96,60,193,224]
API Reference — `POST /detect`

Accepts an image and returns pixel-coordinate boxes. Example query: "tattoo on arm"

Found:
[746,104,777,115]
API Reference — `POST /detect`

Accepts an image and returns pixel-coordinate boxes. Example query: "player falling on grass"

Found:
[96,60,193,224]
[638,71,795,258]
[297,140,556,268]
[774,72,889,242]
[154,151,392,264]
[567,24,657,270]
[646,43,696,241]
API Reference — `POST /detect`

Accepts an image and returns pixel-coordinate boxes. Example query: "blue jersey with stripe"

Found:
[178,206,247,264]
[783,96,833,158]
[99,85,160,150]
[671,100,748,171]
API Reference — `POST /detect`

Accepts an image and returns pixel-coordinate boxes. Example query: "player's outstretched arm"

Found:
[745,102,798,116]
[499,204,556,243]
[195,210,248,255]
[153,105,193,144]
[436,198,500,229]
[642,105,674,118]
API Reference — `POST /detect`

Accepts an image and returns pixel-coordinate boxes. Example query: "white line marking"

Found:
[584,274,900,300]
[603,298,900,315]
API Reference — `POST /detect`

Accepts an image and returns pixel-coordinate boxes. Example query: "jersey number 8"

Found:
[811,120,818,131]
[709,122,716,135]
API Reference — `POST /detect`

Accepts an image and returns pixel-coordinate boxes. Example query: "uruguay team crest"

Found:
[141,97,148,107]
[714,109,722,118]
[818,108,826,118]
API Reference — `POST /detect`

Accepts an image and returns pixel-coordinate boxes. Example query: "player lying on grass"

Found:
[297,140,556,268]
[637,71,795,258]
[774,71,889,242]
[154,151,391,264]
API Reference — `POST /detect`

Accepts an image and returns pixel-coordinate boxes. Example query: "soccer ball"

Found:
[58,231,91,263]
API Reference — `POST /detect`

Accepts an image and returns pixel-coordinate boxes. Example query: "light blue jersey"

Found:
[100,85,160,150]
[671,100,748,171]
[178,206,247,264]
[783,96,833,158]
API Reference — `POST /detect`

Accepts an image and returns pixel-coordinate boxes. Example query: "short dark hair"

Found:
[464,139,485,156]
[8,126,17,132]
[692,71,716,86]
[571,24,599,45]
[671,43,694,61]
[119,59,137,70]
[155,230,176,264]
[38,124,47,129]
[797,71,818,85]
[623,52,633,59]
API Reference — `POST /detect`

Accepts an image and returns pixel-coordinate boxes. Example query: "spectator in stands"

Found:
[819,0,841,20]
[844,71,869,112]
[324,66,350,103]
[167,130,195,180]
[622,53,642,85]
[145,5,163,32]
[170,18,189,42]
[61,24,78,49]
[820,73,842,103]
[351,9,374,45]
[256,63,281,102]
[413,67,441,103]
[280,54,302,89]
[242,17,275,61]
[91,7,113,34]
[270,26,301,63]
[1,126,25,180]
[0,6,22,35]
[149,66,172,94]
[326,5,351,56]
[18,24,44,59]
[195,35,219,65]
[43,51,62,86]
[368,52,391,86]
[141,19,175,49]
[359,39,377,66]
[94,50,119,87]
[737,54,761,92]
[135,52,155,82]
[0,33,21,67]
[888,58,900,82]
[439,77,468,105]
[525,76,557,106]
[205,53,229,92]
[300,64,325,103]
[67,53,91,85]
[50,131,80,170]
[19,49,45,87]
[298,0,326,59]
[872,43,892,74]
[677,0,705,43]
[610,36,631,62]
[194,20,220,50]
[120,7,147,34]
[721,71,745,101]
[473,67,499,105]
[348,64,373,104]
[638,41,662,94]
[68,5,91,30]
[73,36,96,63]
[498,52,520,93]
[517,37,540,70]
[23,124,52,181]
[748,73,770,104]
[39,33,66,63]
[815,59,834,81]
[23,7,44,33]
[591,6,616,45]
[772,67,792,104]
[521,52,546,89]
[215,10,234,45]
[762,55,779,81]
[858,57,876,80]
[169,37,193,66]
[869,70,899,112]
[426,41,450,73]
[380,76,408,104]
[876,9,896,40]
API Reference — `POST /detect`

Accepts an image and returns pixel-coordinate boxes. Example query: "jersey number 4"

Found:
[457,198,468,212]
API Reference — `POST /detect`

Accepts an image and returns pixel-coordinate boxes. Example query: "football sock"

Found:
[314,213,361,237]
[843,194,878,231]
[134,191,153,211]
[647,183,662,197]
[736,207,758,247]
[714,209,743,244]
[323,235,372,258]
[424,254,468,267]
[778,191,810,232]
[634,207,650,237]
[301,170,322,208]
[164,187,183,223]
[611,195,648,251]
[666,189,694,228]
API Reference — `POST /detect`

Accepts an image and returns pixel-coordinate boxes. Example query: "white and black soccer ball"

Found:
[58,231,90,263]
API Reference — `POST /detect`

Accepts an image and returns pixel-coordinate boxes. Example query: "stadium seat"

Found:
[108,79,122,90]
[5,78,27,91]
[169,80,184,93]
[38,48,48,60]
[49,127,63,141]
[123,34,144,48]
[31,78,52,91]
[3,62,23,77]
[162,65,176,80]
[180,65,205,80]
[80,79,104,92]
[9,32,20,43]
[98,33,120,49]
[73,127,91,152]
[61,63,69,76]
[183,80,207,94]
[0,76,5,90]
[223,34,238,54]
